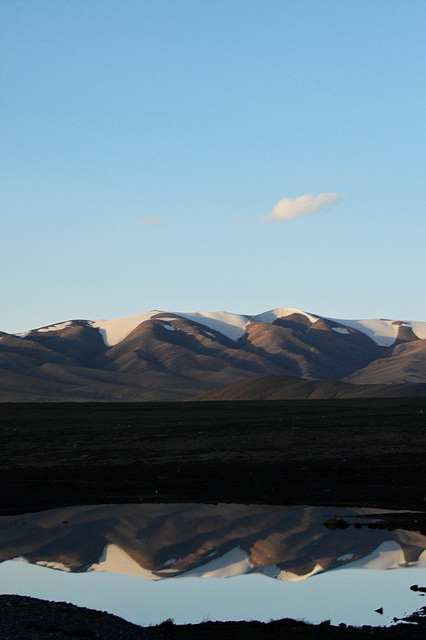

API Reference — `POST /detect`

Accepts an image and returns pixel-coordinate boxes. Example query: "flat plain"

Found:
[1,399,425,517]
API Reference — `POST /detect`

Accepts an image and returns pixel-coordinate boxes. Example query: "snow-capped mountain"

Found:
[16,307,426,347]
[1,307,425,401]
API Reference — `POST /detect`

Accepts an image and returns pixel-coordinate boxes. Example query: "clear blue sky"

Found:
[1,0,425,333]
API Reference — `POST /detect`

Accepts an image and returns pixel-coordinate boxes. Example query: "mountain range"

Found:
[1,307,425,401]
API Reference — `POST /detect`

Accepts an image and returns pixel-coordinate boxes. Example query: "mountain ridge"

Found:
[1,307,425,401]
[10,307,426,347]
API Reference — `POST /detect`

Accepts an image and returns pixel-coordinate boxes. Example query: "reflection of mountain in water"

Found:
[1,504,425,581]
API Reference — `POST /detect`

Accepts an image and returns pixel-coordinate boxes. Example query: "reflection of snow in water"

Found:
[178,547,252,578]
[277,563,324,581]
[348,540,425,570]
[1,503,425,579]
[88,544,160,579]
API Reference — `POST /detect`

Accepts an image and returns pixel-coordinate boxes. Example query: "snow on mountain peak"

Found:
[88,311,162,346]
[36,321,74,333]
[88,310,251,346]
[254,308,320,325]
[175,311,250,342]
[11,307,426,348]
[325,317,425,347]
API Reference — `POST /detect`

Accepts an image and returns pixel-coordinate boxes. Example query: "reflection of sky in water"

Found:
[1,561,426,627]
[0,503,425,627]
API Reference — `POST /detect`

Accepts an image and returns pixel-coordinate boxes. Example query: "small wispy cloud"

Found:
[138,216,164,226]
[262,193,346,223]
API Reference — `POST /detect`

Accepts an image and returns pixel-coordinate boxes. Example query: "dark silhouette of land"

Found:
[1,399,425,516]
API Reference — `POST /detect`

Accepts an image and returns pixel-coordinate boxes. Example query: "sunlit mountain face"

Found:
[1,504,425,579]
[1,308,426,400]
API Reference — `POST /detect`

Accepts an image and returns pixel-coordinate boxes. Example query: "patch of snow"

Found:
[14,332,30,339]
[89,311,163,347]
[180,547,252,579]
[162,325,177,331]
[411,321,426,340]
[156,568,180,574]
[254,308,320,325]
[337,553,355,562]
[277,564,324,581]
[162,558,177,566]
[11,556,29,563]
[37,321,73,333]
[88,543,160,579]
[176,311,250,342]
[332,327,351,335]
[326,318,400,346]
[36,561,71,572]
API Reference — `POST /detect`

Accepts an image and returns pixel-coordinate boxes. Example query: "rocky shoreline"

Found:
[0,595,425,640]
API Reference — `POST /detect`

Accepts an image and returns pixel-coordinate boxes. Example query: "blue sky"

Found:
[1,0,425,333]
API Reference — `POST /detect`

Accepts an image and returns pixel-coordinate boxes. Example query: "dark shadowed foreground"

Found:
[1,399,425,638]
[1,399,425,515]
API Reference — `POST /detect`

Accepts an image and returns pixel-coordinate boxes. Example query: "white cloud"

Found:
[138,216,163,226]
[262,193,346,223]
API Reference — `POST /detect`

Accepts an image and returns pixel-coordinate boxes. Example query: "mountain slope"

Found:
[191,375,426,401]
[343,339,426,384]
[1,308,425,401]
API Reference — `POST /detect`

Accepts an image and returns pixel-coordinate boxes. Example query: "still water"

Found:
[0,503,425,627]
